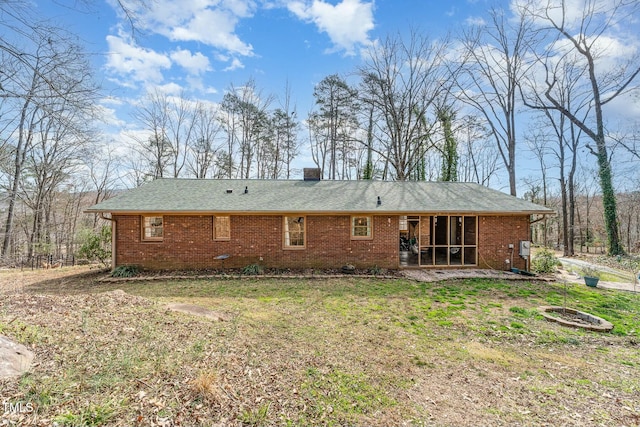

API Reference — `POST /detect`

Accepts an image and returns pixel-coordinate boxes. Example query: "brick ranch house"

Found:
[86,173,553,271]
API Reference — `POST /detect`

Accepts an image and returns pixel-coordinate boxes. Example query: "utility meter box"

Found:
[519,240,531,257]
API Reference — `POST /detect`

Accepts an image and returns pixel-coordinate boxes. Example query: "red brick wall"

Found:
[113,214,399,270]
[478,216,530,270]
[113,214,531,271]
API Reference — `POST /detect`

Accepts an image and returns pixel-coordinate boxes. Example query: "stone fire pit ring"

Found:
[538,306,613,332]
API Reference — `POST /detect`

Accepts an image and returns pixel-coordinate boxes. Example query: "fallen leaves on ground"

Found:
[0,267,639,426]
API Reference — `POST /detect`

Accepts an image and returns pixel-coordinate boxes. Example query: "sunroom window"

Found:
[417,215,477,266]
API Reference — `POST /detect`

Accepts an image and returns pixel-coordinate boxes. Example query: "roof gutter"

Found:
[87,209,554,216]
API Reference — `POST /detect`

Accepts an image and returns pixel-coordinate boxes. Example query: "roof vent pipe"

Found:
[244,186,248,194]
[377,196,381,206]
[226,189,232,194]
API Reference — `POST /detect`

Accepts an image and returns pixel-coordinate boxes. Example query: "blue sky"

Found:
[37,0,486,113]
[32,0,506,179]
[29,0,640,190]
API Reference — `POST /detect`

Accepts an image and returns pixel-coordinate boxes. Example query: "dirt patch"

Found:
[0,265,105,295]
[165,302,231,321]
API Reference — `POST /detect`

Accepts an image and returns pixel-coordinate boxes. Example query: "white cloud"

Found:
[465,16,486,26]
[170,49,212,75]
[170,8,254,56]
[223,0,256,17]
[122,128,151,151]
[216,53,231,62]
[546,33,637,67]
[186,76,204,92]
[510,0,627,32]
[100,96,125,106]
[154,82,184,96]
[184,76,219,94]
[288,0,374,55]
[106,34,171,83]
[604,91,640,123]
[224,57,245,71]
[95,103,126,128]
[213,52,244,72]
[112,0,256,56]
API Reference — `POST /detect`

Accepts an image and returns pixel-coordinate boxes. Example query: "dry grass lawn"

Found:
[1,266,639,426]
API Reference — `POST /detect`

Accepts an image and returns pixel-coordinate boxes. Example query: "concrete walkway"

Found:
[402,268,550,282]
[402,263,640,294]
[558,258,640,293]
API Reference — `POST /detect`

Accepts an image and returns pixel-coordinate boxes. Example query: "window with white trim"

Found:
[284,216,305,248]
[351,216,372,239]
[142,216,163,241]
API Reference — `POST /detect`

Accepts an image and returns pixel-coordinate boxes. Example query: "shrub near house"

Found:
[77,225,112,267]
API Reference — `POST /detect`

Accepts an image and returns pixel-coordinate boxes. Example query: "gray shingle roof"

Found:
[86,178,554,215]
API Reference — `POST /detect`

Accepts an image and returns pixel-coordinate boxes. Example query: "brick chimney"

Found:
[303,168,321,181]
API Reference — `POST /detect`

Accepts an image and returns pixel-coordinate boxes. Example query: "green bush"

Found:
[78,226,112,266]
[531,248,560,274]
[370,265,383,275]
[111,265,140,278]
[242,264,264,275]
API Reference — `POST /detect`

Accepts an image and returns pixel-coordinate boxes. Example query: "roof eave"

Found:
[85,208,555,215]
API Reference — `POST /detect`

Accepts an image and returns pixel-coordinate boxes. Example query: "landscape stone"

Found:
[0,335,34,379]
[166,303,230,322]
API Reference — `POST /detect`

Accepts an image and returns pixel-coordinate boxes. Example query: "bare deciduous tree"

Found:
[457,115,501,187]
[275,82,300,179]
[131,90,171,179]
[524,123,551,246]
[186,102,223,179]
[131,90,198,179]
[23,102,92,258]
[518,0,640,255]
[220,80,273,179]
[358,31,455,181]
[1,31,97,258]
[309,74,359,180]
[85,143,121,227]
[457,8,535,196]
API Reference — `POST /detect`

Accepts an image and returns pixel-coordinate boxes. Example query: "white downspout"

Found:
[100,213,115,271]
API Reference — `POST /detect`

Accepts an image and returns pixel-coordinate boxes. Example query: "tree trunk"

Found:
[595,138,623,255]
[2,99,37,258]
